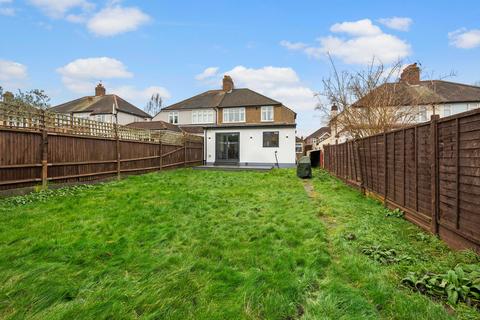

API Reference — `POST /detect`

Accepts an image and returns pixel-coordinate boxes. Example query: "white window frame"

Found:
[168,111,179,124]
[261,106,274,122]
[417,106,427,122]
[192,110,214,124]
[467,103,479,111]
[95,114,106,123]
[443,105,451,117]
[295,143,303,153]
[223,107,245,123]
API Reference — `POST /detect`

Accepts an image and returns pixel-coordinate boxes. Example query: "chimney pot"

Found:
[400,63,420,85]
[222,75,234,92]
[95,83,106,96]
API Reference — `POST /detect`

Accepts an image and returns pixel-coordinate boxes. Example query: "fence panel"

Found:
[0,103,204,192]
[323,109,480,252]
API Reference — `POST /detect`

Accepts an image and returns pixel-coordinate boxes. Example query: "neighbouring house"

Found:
[295,136,305,159]
[50,83,152,125]
[331,63,480,142]
[154,75,297,167]
[125,120,182,132]
[305,126,331,151]
[125,120,205,137]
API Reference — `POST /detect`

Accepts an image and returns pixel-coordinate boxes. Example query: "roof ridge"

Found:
[421,79,480,90]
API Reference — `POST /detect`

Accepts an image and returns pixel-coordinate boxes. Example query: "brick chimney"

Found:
[330,104,338,118]
[222,75,234,92]
[400,63,420,85]
[2,91,14,102]
[95,83,106,96]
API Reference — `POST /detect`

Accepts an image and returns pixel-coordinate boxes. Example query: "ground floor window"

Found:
[263,131,279,147]
[295,143,303,153]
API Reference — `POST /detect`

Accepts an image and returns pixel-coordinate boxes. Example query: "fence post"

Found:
[383,131,388,207]
[183,133,187,168]
[114,123,121,180]
[355,139,365,195]
[430,114,440,235]
[455,118,460,229]
[159,140,163,170]
[40,110,48,190]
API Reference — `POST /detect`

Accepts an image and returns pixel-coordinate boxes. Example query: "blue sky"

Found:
[1,0,479,135]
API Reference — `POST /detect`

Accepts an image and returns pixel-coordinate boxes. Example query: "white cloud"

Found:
[197,65,317,112]
[449,28,480,49]
[281,18,411,65]
[279,40,308,50]
[56,57,169,107]
[0,7,14,16]
[330,19,382,36]
[29,0,94,18]
[0,59,28,83]
[57,57,132,93]
[378,17,413,31]
[87,5,150,36]
[195,67,219,80]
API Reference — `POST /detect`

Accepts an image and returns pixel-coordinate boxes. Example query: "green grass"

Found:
[0,169,329,319]
[303,169,479,320]
[0,169,478,319]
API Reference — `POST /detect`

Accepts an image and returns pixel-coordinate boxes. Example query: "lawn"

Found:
[0,169,478,319]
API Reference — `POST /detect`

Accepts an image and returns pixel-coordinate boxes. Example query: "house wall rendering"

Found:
[205,126,296,167]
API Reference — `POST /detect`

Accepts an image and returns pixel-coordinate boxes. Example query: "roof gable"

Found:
[306,127,331,140]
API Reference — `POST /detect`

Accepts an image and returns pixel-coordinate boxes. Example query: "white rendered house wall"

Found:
[205,127,296,167]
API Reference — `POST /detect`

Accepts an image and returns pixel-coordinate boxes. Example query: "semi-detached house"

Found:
[154,76,297,167]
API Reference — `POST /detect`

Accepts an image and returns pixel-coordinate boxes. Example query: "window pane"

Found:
[192,111,197,123]
[263,131,279,147]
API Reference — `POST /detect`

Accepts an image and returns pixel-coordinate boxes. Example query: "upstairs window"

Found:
[169,111,179,124]
[263,131,279,147]
[95,114,106,123]
[467,103,479,111]
[444,105,451,117]
[417,107,427,122]
[223,107,245,123]
[261,106,274,122]
[192,110,214,124]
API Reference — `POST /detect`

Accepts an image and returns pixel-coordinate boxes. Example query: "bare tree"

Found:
[145,93,163,116]
[316,55,420,139]
[0,86,50,109]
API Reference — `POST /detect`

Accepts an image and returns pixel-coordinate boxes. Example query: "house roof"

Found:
[353,80,480,107]
[161,88,282,111]
[306,127,331,140]
[179,125,205,134]
[50,94,152,118]
[125,120,181,132]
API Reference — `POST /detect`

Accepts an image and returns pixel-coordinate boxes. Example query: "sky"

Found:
[1,0,479,136]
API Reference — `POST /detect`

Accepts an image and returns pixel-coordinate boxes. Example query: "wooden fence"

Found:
[0,103,204,192]
[323,109,480,253]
